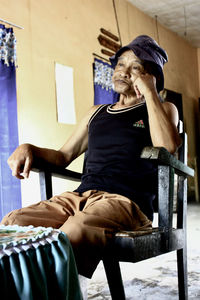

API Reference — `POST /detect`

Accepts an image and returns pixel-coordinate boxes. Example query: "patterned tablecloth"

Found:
[0,224,82,300]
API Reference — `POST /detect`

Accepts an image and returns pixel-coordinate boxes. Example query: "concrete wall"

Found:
[0,0,199,204]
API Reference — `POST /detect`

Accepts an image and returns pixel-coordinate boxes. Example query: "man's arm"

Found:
[7,106,99,179]
[134,74,182,154]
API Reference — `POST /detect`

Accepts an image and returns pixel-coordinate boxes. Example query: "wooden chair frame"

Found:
[32,133,194,300]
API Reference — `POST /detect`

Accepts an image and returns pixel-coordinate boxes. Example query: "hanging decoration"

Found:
[92,0,122,104]
[97,27,121,59]
[0,24,17,66]
[93,58,119,105]
[94,0,122,60]
[94,58,114,91]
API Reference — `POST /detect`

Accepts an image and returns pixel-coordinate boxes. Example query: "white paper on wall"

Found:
[55,63,76,124]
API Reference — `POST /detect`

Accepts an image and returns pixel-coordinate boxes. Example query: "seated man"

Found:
[1,35,181,278]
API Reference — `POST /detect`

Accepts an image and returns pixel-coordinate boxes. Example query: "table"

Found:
[0,224,82,300]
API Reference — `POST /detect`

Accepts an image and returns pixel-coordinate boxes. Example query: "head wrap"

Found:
[110,35,168,92]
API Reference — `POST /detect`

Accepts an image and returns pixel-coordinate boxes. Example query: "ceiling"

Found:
[128,0,200,48]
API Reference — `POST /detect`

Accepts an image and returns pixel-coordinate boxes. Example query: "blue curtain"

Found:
[0,24,21,220]
[93,58,119,105]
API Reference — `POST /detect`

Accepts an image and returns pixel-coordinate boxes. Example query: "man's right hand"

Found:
[7,144,33,179]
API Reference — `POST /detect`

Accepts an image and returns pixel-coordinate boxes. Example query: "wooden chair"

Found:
[32,131,194,300]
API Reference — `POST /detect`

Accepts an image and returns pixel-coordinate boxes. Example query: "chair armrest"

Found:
[31,160,82,182]
[141,147,194,177]
[31,146,194,181]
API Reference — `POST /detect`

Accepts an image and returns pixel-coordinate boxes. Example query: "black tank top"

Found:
[75,103,157,220]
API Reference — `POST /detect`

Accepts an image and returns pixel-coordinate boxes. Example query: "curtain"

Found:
[93,58,119,105]
[0,24,21,220]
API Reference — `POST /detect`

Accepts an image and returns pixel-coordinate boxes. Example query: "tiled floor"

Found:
[85,202,200,300]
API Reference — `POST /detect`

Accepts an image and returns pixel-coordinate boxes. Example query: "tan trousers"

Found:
[1,190,152,278]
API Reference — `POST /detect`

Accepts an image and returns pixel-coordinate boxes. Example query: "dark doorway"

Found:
[161,89,183,121]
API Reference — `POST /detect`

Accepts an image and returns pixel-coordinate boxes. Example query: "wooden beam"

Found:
[101,49,115,57]
[100,28,119,42]
[98,34,121,52]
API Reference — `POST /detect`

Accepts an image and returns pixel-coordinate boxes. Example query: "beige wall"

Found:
[198,48,200,94]
[1,0,199,202]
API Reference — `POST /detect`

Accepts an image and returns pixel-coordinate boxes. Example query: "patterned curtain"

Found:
[93,58,119,105]
[0,24,21,220]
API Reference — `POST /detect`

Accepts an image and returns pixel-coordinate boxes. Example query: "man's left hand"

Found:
[133,74,157,99]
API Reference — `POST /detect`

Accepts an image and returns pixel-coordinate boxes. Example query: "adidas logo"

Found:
[133,120,145,128]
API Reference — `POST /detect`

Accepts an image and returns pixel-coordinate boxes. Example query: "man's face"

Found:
[112,50,145,95]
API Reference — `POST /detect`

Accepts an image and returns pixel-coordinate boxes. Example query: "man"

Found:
[1,35,181,278]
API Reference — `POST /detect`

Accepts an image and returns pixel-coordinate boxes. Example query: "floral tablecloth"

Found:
[0,225,82,300]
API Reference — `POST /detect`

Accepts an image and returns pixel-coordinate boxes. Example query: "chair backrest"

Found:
[153,120,186,213]
[157,131,188,233]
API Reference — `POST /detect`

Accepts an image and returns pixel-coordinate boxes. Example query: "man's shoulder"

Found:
[80,105,105,127]
[87,104,107,126]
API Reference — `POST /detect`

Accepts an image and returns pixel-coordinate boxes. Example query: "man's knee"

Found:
[59,214,108,249]
[60,218,86,246]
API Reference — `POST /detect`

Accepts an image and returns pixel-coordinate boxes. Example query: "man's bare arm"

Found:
[145,91,182,153]
[7,106,99,179]
[134,74,182,154]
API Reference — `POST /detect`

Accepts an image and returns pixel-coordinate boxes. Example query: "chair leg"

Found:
[177,247,188,300]
[103,257,126,300]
